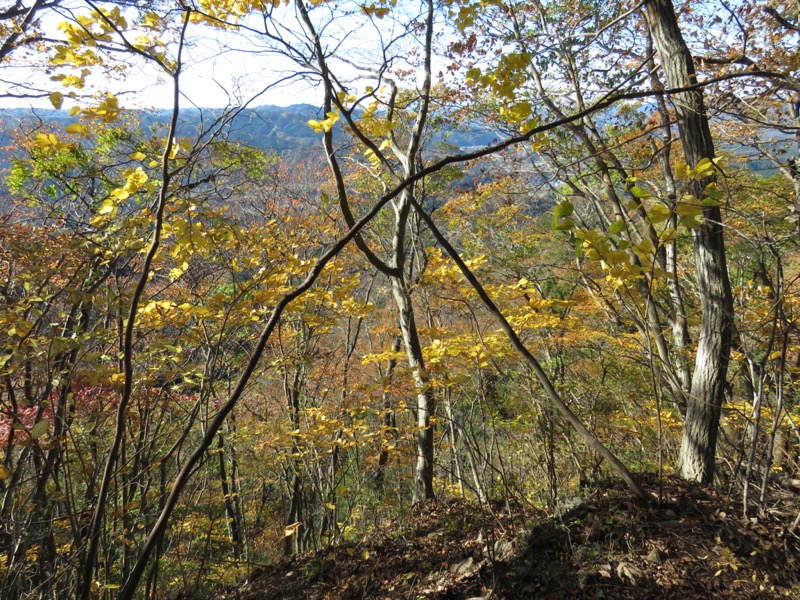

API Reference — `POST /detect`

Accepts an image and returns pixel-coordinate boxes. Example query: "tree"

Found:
[642,0,734,483]
[289,0,440,503]
[452,0,740,485]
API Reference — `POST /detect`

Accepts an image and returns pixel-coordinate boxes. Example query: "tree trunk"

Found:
[376,335,400,488]
[216,432,242,559]
[643,0,734,484]
[391,274,436,503]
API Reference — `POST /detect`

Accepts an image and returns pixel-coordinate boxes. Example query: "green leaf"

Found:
[646,206,671,224]
[29,420,49,440]
[629,185,650,199]
[50,92,64,110]
[679,214,703,230]
[608,219,627,236]
[553,216,574,232]
[553,200,574,219]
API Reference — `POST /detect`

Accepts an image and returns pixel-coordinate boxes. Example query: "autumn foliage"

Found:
[0,1,799,599]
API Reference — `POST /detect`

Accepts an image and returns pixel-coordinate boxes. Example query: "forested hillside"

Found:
[0,1,798,599]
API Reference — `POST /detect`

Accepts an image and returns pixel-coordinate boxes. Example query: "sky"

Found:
[0,0,432,112]
[0,4,317,110]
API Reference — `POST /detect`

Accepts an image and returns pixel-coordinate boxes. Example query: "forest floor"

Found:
[217,474,800,599]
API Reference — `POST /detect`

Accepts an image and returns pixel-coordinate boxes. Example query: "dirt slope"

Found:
[217,475,800,599]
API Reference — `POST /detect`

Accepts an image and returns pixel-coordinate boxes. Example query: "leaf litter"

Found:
[214,474,800,599]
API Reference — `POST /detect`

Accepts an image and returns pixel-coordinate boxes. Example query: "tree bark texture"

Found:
[643,0,734,484]
[391,275,436,503]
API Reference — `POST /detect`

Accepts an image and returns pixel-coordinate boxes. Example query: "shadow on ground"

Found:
[216,474,800,599]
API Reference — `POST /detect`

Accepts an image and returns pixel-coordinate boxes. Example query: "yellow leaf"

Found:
[659,227,677,243]
[169,262,189,280]
[0,465,9,480]
[336,90,357,104]
[693,157,715,178]
[65,123,86,134]
[142,10,161,28]
[34,133,67,151]
[110,188,130,201]
[585,248,600,261]
[98,199,116,214]
[129,151,146,161]
[284,522,302,537]
[676,199,702,216]
[325,503,336,511]
[603,250,628,264]
[674,162,689,180]
[133,35,152,49]
[11,320,33,337]
[501,100,532,123]
[307,111,339,134]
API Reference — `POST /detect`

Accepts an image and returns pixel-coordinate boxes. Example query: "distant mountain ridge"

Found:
[0,104,497,155]
[0,104,323,153]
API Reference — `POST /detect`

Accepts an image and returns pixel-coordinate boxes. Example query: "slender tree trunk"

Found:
[282,357,305,556]
[391,274,436,503]
[443,389,464,497]
[216,432,242,559]
[643,0,734,484]
[376,335,400,487]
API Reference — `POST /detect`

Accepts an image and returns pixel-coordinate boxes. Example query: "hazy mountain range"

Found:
[0,104,498,155]
[0,104,778,178]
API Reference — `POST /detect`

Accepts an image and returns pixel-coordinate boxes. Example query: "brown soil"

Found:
[216,474,800,599]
